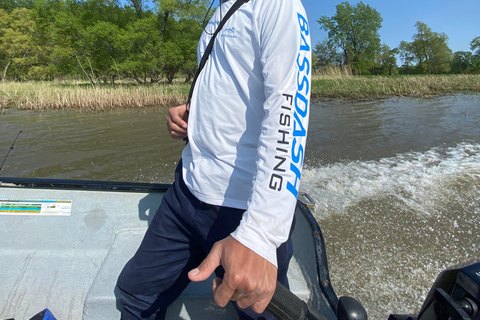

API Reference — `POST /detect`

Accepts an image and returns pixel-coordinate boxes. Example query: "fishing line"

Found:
[0,130,22,175]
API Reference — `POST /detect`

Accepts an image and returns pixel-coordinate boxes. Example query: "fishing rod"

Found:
[0,130,22,175]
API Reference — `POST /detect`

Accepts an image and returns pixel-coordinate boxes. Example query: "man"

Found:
[116,0,311,319]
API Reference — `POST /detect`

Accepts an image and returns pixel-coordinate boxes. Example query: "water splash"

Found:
[301,142,480,320]
[302,142,480,218]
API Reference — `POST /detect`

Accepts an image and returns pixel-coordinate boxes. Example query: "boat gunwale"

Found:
[296,196,338,312]
[0,177,171,193]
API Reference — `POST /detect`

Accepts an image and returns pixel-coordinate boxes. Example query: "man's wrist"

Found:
[230,222,278,267]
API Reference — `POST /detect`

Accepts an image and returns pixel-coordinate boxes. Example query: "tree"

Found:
[471,37,480,56]
[118,13,165,84]
[157,0,209,82]
[80,0,133,28]
[0,8,37,81]
[29,0,70,79]
[44,0,138,84]
[0,0,213,82]
[313,39,343,69]
[404,21,452,74]
[174,17,203,83]
[0,0,34,12]
[375,44,398,75]
[154,0,210,38]
[83,21,122,84]
[317,1,382,74]
[49,8,95,82]
[398,40,416,74]
[470,37,480,73]
[128,0,145,18]
[450,51,474,74]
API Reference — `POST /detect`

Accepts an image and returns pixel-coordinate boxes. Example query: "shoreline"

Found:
[1,74,479,111]
[311,74,480,100]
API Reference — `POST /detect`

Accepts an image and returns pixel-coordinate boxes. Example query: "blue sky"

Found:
[302,0,480,53]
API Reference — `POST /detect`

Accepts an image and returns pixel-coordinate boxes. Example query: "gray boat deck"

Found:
[0,182,334,320]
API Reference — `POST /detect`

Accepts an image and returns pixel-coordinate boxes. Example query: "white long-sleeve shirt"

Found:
[182,0,312,267]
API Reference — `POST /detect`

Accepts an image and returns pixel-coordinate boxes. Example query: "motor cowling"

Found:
[389,262,480,320]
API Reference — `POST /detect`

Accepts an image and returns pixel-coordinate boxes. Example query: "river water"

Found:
[1,94,479,319]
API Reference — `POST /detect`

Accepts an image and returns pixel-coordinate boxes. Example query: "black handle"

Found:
[266,282,328,320]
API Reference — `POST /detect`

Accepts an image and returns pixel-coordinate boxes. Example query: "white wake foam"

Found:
[301,142,480,217]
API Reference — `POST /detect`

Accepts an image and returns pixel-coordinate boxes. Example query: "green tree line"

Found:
[1,0,479,83]
[0,0,210,84]
[315,1,480,75]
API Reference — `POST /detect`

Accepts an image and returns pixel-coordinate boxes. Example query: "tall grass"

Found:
[0,81,189,111]
[314,65,353,79]
[1,72,479,111]
[312,67,480,99]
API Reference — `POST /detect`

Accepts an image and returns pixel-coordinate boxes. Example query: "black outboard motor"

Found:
[389,262,480,320]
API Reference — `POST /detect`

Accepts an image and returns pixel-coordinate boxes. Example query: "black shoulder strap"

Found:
[187,0,250,106]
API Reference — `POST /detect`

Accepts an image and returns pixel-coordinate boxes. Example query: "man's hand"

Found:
[188,236,277,314]
[166,104,188,139]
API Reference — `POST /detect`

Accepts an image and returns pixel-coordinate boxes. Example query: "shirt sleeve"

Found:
[231,0,312,267]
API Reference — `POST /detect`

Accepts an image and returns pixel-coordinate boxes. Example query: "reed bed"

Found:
[1,73,479,111]
[0,81,189,111]
[312,71,480,100]
[314,65,353,79]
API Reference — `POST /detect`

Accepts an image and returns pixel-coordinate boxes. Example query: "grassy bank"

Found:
[0,81,189,111]
[1,73,479,111]
[312,71,480,100]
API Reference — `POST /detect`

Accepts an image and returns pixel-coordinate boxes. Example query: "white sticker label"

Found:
[0,200,72,216]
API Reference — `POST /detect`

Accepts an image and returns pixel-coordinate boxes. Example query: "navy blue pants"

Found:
[116,162,294,320]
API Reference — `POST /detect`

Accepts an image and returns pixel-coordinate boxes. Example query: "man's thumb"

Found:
[188,245,221,282]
